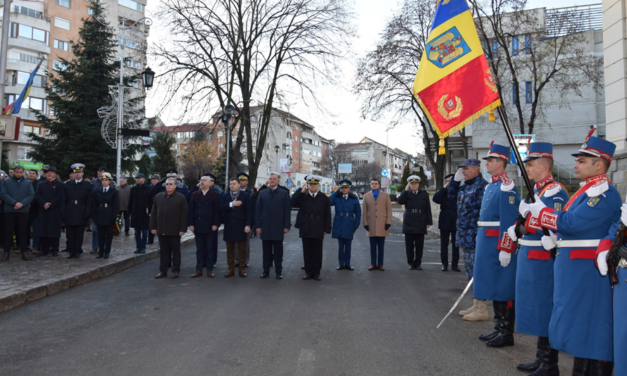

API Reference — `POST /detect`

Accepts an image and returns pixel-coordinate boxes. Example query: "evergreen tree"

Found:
[29,0,145,178]
[150,131,178,176]
[416,165,429,189]
[398,162,410,192]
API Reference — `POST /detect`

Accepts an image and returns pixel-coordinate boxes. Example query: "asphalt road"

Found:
[0,211,573,375]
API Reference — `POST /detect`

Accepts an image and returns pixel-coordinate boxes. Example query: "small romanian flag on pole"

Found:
[413,0,501,155]
[3,62,42,116]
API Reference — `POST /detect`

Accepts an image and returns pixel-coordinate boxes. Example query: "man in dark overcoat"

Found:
[433,174,460,272]
[64,163,93,259]
[234,172,254,268]
[220,177,253,277]
[129,173,152,254]
[291,175,332,281]
[188,173,220,278]
[255,172,291,279]
[397,175,433,270]
[36,166,65,257]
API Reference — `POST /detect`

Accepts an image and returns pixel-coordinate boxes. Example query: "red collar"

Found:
[586,174,609,183]
[491,171,509,183]
[535,174,554,190]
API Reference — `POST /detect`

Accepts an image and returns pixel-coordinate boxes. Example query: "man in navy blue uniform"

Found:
[447,159,489,319]
[397,175,432,270]
[507,142,568,375]
[433,174,459,272]
[528,130,619,375]
[329,179,361,270]
[473,142,520,347]
[188,173,221,278]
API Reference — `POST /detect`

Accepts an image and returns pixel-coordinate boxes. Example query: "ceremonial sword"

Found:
[436,277,473,329]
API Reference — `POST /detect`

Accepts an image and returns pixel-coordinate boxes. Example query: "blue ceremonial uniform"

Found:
[515,179,569,337]
[329,187,361,268]
[537,175,620,362]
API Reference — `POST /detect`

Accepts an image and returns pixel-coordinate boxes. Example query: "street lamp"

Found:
[142,67,155,88]
[223,104,235,190]
[115,17,153,186]
[275,145,280,174]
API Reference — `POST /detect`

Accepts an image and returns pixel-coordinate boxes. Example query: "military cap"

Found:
[71,163,85,172]
[135,173,146,179]
[150,174,161,180]
[305,174,322,184]
[202,172,216,181]
[98,166,107,172]
[165,169,178,177]
[407,175,421,183]
[339,179,352,187]
[483,141,511,161]
[524,142,553,162]
[458,159,481,167]
[571,126,616,162]
[237,172,249,181]
[101,172,113,180]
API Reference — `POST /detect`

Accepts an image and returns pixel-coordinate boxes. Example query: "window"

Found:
[14,6,43,19]
[56,0,70,8]
[23,125,41,135]
[513,82,518,104]
[53,61,67,71]
[218,130,224,137]
[295,147,299,152]
[116,57,141,69]
[54,40,70,51]
[117,37,141,50]
[55,17,71,30]
[512,36,519,56]
[491,39,498,57]
[19,53,41,64]
[88,7,94,15]
[118,0,142,11]
[17,147,34,161]
[127,80,139,88]
[524,35,532,54]
[17,72,45,87]
[27,97,45,111]
[219,143,224,149]
[525,81,532,103]
[295,136,298,141]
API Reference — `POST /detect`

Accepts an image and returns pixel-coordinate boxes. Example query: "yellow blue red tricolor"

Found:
[3,63,42,116]
[413,0,501,154]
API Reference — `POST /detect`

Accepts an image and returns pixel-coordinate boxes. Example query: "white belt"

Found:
[518,239,542,247]
[478,221,500,227]
[555,239,600,248]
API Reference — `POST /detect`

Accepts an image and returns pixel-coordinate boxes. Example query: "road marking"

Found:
[296,348,315,376]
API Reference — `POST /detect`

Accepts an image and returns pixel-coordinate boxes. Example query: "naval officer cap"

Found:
[237,172,249,181]
[71,163,85,172]
[101,172,113,180]
[571,125,616,162]
[339,179,352,187]
[407,175,421,183]
[165,169,178,177]
[305,175,322,184]
[202,172,216,181]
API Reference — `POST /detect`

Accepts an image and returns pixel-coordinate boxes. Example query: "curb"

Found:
[0,233,199,314]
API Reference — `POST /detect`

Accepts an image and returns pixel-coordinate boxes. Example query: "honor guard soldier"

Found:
[64,163,93,259]
[506,143,568,375]
[596,202,627,374]
[474,142,520,348]
[397,175,432,270]
[527,129,620,375]
[329,179,361,270]
[291,175,332,281]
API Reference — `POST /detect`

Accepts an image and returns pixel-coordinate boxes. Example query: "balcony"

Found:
[8,38,50,55]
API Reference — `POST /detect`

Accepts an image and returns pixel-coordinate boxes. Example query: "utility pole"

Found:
[0,0,13,168]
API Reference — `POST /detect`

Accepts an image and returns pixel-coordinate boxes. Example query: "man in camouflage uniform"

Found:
[447,159,488,318]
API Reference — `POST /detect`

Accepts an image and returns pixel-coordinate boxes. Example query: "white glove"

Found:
[621,203,627,226]
[529,194,546,219]
[507,225,518,242]
[597,250,609,276]
[499,251,511,267]
[454,168,464,182]
[541,231,557,251]
[519,200,531,217]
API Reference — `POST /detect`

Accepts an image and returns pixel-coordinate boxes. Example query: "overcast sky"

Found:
[146,0,585,156]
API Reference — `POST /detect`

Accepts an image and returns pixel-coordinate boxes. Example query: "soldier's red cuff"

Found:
[524,215,541,235]
[539,207,558,230]
[498,232,516,253]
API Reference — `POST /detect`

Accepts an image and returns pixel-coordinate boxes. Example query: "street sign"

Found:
[121,128,150,137]
[280,158,290,172]
[381,177,390,188]
[381,169,389,177]
[287,172,291,177]
[286,182,293,188]
[14,161,43,170]
[338,163,352,174]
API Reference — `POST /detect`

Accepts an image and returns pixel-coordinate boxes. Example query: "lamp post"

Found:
[115,17,153,186]
[274,144,280,175]
[222,104,235,190]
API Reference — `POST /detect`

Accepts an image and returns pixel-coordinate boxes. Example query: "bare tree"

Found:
[470,0,603,134]
[321,145,353,183]
[353,0,450,188]
[153,0,354,184]
[351,162,381,190]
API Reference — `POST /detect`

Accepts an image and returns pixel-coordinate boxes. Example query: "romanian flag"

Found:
[3,63,42,116]
[413,0,501,154]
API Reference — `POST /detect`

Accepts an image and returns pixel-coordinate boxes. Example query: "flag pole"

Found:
[495,106,534,197]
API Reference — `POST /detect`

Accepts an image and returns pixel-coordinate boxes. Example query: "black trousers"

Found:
[4,212,29,253]
[66,225,86,256]
[302,237,323,276]
[405,233,425,267]
[440,229,459,268]
[262,240,283,275]
[159,235,181,274]
[97,225,113,256]
[39,237,60,255]
[148,232,155,244]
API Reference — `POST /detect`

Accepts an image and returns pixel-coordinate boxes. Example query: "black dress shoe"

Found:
[479,330,501,341]
[409,265,416,270]
[416,266,422,270]
[300,266,305,270]
[67,254,75,259]
[516,359,542,373]
[314,275,321,281]
[276,275,282,280]
[345,266,354,270]
[133,249,141,254]
[303,275,312,280]
[104,254,109,259]
[234,263,240,268]
[452,267,462,272]
[486,334,514,347]
[441,266,448,271]
[96,255,104,259]
[337,265,344,270]
[75,254,80,259]
[260,272,269,279]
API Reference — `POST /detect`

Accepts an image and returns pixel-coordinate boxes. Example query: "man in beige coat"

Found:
[362,178,392,270]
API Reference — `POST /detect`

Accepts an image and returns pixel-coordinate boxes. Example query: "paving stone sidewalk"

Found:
[0,228,198,314]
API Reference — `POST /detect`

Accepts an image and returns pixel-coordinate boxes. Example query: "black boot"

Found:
[589,360,613,376]
[1,251,9,262]
[480,301,503,341]
[529,337,559,376]
[487,300,515,347]
[517,336,545,372]
[572,357,591,376]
